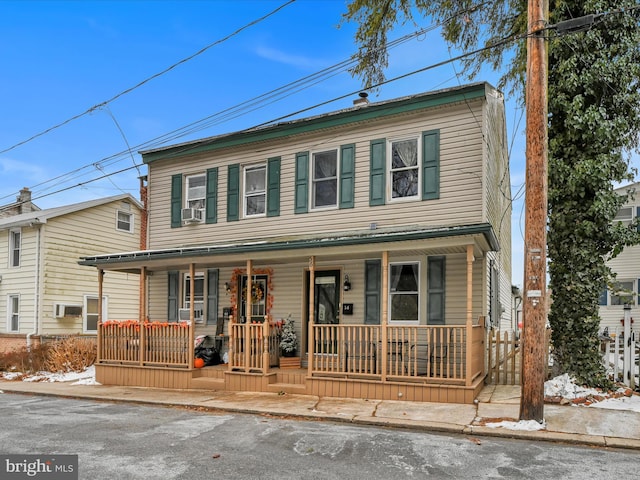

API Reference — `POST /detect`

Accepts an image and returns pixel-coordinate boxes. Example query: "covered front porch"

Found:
[84,225,497,404]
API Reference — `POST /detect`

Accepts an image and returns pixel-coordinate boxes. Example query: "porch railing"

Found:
[98,320,192,368]
[229,321,282,373]
[310,321,486,385]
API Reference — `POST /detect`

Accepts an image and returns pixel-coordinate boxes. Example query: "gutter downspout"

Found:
[26,223,43,350]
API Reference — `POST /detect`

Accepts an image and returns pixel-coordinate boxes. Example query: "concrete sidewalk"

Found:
[1,380,639,450]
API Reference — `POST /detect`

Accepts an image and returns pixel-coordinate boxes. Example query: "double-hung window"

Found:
[9,229,20,267]
[116,210,133,233]
[614,206,634,226]
[186,174,206,210]
[390,138,419,200]
[183,273,205,322]
[84,295,107,333]
[312,149,338,208]
[244,165,266,217]
[389,262,420,323]
[8,295,19,332]
[611,280,635,306]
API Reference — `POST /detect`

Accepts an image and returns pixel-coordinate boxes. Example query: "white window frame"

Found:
[388,136,421,202]
[9,228,21,268]
[311,148,338,210]
[388,261,420,324]
[183,272,205,322]
[243,164,266,217]
[185,174,206,210]
[7,294,19,332]
[610,279,636,306]
[84,295,107,333]
[116,210,134,233]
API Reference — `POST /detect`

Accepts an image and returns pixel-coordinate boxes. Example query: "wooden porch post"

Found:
[139,266,147,322]
[189,263,195,369]
[97,269,104,363]
[381,251,389,380]
[307,256,315,375]
[245,259,252,372]
[138,267,146,367]
[465,245,474,387]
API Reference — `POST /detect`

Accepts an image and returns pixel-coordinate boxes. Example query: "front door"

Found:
[304,270,340,354]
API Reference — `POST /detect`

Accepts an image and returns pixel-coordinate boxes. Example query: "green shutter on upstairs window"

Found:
[227,164,240,222]
[207,269,219,325]
[369,139,386,206]
[295,151,309,214]
[267,156,281,217]
[365,259,381,325]
[168,271,179,322]
[170,174,183,228]
[599,285,608,306]
[636,207,640,232]
[339,144,355,209]
[422,129,440,200]
[205,168,218,224]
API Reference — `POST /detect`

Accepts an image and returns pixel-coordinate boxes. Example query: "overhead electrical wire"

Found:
[0,0,297,157]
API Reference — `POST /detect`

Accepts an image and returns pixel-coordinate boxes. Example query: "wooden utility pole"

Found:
[520,0,548,423]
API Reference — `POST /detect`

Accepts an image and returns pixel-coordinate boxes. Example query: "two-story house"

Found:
[599,182,640,333]
[0,193,143,353]
[80,82,512,403]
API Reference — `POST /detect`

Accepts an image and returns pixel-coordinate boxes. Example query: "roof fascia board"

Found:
[142,84,487,164]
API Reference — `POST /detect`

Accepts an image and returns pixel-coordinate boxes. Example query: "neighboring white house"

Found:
[0,193,143,352]
[599,182,640,332]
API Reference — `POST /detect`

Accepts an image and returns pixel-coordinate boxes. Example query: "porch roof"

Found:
[78,223,499,273]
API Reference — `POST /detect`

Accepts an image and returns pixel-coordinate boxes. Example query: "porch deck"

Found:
[96,320,487,404]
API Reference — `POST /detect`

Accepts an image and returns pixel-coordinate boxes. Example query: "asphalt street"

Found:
[1,392,638,480]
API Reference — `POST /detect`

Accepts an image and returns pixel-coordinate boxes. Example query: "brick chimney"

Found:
[18,187,32,214]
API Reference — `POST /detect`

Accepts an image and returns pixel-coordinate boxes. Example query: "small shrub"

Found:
[0,343,51,375]
[44,337,96,373]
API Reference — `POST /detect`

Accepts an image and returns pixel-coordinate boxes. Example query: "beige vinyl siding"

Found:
[600,244,640,330]
[0,227,38,334]
[39,200,141,334]
[147,101,486,250]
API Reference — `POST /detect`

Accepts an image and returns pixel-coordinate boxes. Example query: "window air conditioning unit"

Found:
[54,303,83,319]
[181,208,203,223]
[178,305,204,324]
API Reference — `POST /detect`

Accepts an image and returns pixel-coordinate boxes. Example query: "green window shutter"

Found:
[427,256,445,325]
[369,139,386,206]
[207,269,219,325]
[422,129,440,200]
[636,207,640,232]
[227,164,240,222]
[168,271,179,322]
[339,144,355,209]
[267,156,281,217]
[294,151,309,214]
[205,167,218,224]
[364,259,381,325]
[170,174,183,228]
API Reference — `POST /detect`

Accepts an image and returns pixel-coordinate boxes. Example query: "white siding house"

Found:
[0,194,142,351]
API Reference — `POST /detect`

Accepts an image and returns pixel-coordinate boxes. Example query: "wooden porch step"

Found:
[189,376,225,391]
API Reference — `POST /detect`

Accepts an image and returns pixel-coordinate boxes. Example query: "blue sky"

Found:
[0,0,528,285]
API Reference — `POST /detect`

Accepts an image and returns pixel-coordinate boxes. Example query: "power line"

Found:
[0,0,297,157]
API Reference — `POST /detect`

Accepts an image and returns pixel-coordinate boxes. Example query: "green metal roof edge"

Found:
[78,223,499,267]
[142,83,488,164]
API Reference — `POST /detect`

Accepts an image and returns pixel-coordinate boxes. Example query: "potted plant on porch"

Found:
[279,315,300,368]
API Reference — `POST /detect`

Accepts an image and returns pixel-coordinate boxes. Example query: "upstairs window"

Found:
[9,229,20,268]
[614,206,633,226]
[116,210,133,233]
[312,149,338,209]
[610,280,635,306]
[244,165,266,217]
[390,138,419,200]
[186,174,206,210]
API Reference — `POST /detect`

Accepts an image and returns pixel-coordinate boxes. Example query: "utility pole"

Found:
[520,0,548,423]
